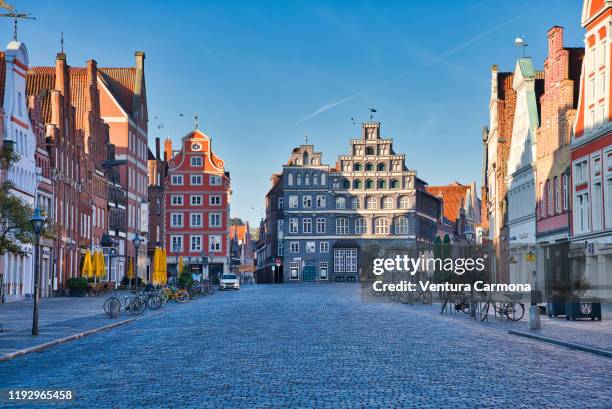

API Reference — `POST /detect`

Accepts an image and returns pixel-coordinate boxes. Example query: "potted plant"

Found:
[67,277,88,297]
[565,276,601,320]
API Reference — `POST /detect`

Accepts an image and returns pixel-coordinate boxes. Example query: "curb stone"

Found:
[0,318,136,362]
[509,329,612,358]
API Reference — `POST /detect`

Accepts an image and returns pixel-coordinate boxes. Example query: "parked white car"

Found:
[219,274,240,290]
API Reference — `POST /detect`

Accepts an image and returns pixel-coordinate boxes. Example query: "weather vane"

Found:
[60,31,64,53]
[194,113,199,129]
[515,35,528,58]
[0,2,35,41]
[304,133,309,145]
[369,108,377,122]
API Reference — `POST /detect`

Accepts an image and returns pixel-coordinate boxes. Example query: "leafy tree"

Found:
[230,217,244,226]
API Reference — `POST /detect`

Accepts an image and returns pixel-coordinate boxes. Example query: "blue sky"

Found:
[3,0,584,225]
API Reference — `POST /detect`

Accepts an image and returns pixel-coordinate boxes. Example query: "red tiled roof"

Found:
[26,67,56,124]
[229,225,248,241]
[426,182,470,222]
[69,68,88,131]
[98,67,135,116]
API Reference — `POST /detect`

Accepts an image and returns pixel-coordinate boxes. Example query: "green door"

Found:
[303,265,316,282]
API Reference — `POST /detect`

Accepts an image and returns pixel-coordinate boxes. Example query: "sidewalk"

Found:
[397,301,612,355]
[0,294,138,360]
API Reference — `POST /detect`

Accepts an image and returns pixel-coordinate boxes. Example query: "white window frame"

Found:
[190,212,203,227]
[336,218,349,235]
[290,261,299,280]
[190,195,202,206]
[170,213,183,228]
[355,218,367,235]
[302,195,312,208]
[190,156,203,167]
[170,235,183,252]
[171,174,183,185]
[290,242,299,253]
[209,235,222,252]
[316,218,326,233]
[171,195,183,206]
[305,241,315,253]
[289,218,298,234]
[210,175,222,186]
[315,195,326,208]
[191,174,203,185]
[288,195,298,209]
[320,262,328,280]
[319,241,329,253]
[209,213,222,228]
[209,195,221,206]
[303,218,312,233]
[190,235,202,252]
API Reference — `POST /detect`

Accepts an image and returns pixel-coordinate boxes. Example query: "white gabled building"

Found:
[505,57,543,287]
[1,40,38,302]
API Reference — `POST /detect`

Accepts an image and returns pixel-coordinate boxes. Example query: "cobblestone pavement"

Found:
[1,284,611,408]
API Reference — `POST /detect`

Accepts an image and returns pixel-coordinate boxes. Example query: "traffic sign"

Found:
[275,257,281,267]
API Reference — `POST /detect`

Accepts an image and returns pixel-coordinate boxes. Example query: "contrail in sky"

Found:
[297,14,526,124]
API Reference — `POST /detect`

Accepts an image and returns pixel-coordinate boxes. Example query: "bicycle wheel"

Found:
[147,295,162,310]
[177,290,189,303]
[480,302,490,322]
[505,302,525,321]
[129,297,146,315]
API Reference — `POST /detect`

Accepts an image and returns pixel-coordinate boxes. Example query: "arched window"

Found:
[353,163,363,171]
[296,173,303,186]
[377,163,386,171]
[395,217,409,234]
[303,151,309,165]
[336,197,346,209]
[313,172,319,185]
[287,173,294,186]
[367,197,378,209]
[342,179,350,189]
[305,173,310,185]
[312,158,318,165]
[399,196,411,209]
[365,162,374,171]
[355,218,368,234]
[321,173,327,185]
[366,146,375,155]
[365,179,373,189]
[353,180,363,189]
[378,180,387,189]
[390,179,400,189]
[382,196,393,209]
[351,197,360,209]
[375,218,389,235]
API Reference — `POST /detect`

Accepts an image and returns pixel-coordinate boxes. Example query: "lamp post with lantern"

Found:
[30,207,47,336]
[464,227,475,318]
[131,234,142,291]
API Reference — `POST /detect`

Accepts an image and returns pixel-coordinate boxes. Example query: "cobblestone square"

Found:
[1,284,611,408]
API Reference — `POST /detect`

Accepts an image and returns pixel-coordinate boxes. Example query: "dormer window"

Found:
[191,156,203,166]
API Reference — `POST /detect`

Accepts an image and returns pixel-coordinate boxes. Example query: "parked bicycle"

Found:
[103,292,146,315]
[479,294,525,322]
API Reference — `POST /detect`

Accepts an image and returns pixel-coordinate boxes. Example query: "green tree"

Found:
[230,217,245,226]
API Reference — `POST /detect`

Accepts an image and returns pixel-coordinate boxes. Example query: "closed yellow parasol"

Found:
[82,250,93,279]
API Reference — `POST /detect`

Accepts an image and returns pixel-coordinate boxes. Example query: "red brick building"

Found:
[97,52,149,281]
[147,137,167,281]
[165,129,231,279]
[536,27,583,244]
[27,53,83,293]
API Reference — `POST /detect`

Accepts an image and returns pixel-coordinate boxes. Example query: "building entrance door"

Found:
[303,265,316,282]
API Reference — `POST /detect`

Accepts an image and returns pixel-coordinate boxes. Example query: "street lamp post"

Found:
[201,251,208,283]
[464,228,475,319]
[173,245,180,285]
[131,234,142,292]
[30,207,46,336]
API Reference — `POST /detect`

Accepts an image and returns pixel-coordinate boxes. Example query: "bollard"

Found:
[109,298,121,319]
[529,289,542,329]
[529,305,541,329]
